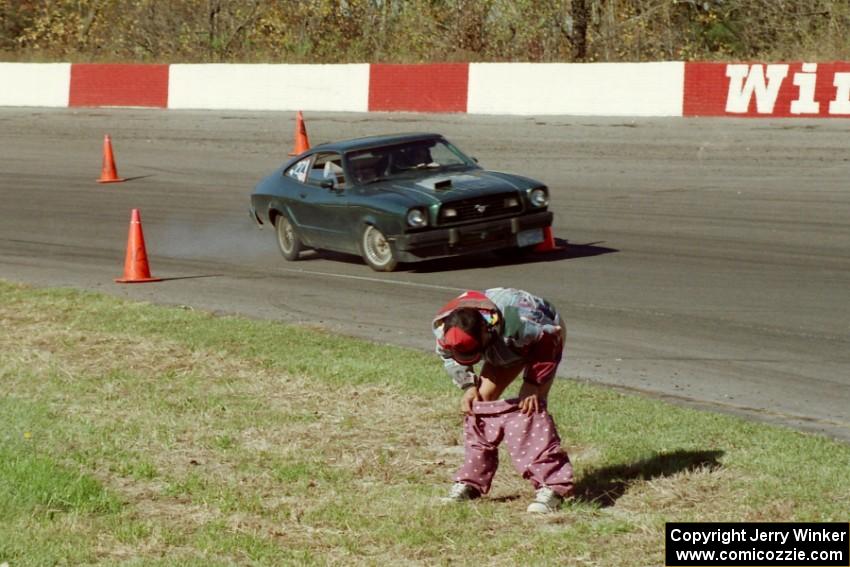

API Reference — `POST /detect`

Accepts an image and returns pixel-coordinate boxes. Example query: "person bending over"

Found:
[432,288,573,513]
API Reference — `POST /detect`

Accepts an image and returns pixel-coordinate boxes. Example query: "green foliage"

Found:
[2,0,847,62]
[0,400,120,518]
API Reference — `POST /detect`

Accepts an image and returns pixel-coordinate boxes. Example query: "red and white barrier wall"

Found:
[1,61,849,117]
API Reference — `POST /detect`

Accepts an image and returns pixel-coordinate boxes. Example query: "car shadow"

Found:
[573,449,724,508]
[297,249,367,266]
[292,239,618,273]
[408,239,619,273]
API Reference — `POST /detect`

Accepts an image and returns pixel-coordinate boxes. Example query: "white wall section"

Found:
[0,63,71,107]
[467,62,685,116]
[168,64,370,111]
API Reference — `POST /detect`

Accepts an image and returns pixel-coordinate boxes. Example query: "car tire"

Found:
[275,214,303,261]
[360,225,398,272]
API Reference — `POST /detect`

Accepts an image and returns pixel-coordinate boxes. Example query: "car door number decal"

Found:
[287,158,310,183]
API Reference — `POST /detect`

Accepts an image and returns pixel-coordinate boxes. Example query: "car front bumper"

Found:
[392,210,553,262]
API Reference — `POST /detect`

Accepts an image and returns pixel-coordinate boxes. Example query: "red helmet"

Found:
[433,291,502,365]
[439,326,483,365]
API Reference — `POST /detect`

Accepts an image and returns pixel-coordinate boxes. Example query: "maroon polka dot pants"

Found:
[455,398,574,496]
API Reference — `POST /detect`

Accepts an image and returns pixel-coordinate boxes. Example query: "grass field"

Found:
[1,280,848,566]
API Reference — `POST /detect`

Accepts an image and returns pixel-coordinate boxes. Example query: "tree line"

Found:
[1,0,848,63]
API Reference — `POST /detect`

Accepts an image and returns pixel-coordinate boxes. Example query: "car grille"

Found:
[438,193,523,225]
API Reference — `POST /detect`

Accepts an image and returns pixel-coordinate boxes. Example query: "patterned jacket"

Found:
[432,288,565,389]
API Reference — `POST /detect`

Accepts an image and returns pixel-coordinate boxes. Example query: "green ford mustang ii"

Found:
[249,133,553,272]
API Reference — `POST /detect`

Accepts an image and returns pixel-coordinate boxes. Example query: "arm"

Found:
[518,326,565,414]
[434,321,479,389]
[436,343,482,415]
[522,324,565,386]
[517,378,554,415]
[436,343,479,389]
[433,314,485,414]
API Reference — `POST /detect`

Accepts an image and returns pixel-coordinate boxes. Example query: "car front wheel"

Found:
[275,214,303,261]
[360,225,398,272]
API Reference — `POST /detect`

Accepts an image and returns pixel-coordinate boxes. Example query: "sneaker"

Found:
[440,482,481,503]
[526,486,563,513]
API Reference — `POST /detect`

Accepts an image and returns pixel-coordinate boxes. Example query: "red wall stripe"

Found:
[683,62,726,117]
[368,64,469,112]
[684,61,850,117]
[69,64,169,108]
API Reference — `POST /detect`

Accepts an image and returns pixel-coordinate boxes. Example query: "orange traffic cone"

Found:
[97,134,125,183]
[115,209,161,283]
[288,111,310,156]
[534,226,565,253]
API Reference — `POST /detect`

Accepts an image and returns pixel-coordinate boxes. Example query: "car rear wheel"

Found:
[275,214,303,261]
[360,225,398,272]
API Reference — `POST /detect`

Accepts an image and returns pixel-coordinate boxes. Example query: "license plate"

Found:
[517,228,544,247]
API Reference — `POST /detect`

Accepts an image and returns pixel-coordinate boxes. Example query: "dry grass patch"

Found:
[1,297,471,562]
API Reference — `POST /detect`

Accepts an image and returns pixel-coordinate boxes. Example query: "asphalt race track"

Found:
[1,108,848,442]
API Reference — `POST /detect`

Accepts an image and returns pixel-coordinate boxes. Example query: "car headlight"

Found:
[406,208,428,228]
[441,207,458,219]
[529,187,549,207]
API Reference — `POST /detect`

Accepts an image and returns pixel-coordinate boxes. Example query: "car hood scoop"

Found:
[414,173,505,192]
[380,170,527,204]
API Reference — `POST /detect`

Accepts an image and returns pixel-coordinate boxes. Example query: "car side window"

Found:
[307,153,346,189]
[348,151,389,185]
[285,157,311,183]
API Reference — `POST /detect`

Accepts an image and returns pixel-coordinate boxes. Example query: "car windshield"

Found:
[345,139,474,185]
